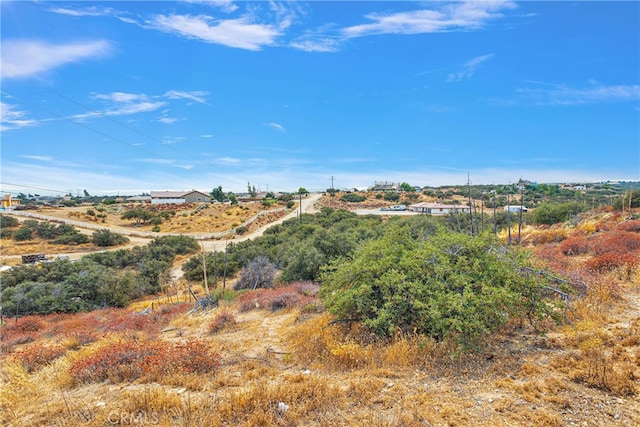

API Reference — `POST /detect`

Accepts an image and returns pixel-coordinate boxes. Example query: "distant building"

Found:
[126,196,152,203]
[370,181,401,191]
[1,194,20,210]
[408,202,470,215]
[504,205,528,213]
[150,190,211,204]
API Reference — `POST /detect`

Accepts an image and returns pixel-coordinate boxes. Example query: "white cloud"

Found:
[0,102,38,131]
[48,6,117,17]
[290,38,340,53]
[93,92,147,103]
[149,14,280,50]
[20,155,54,162]
[517,82,640,105]
[158,116,180,124]
[218,156,241,164]
[200,134,213,138]
[1,39,112,80]
[181,1,239,13]
[266,122,286,132]
[342,1,515,38]
[447,53,494,82]
[164,90,210,105]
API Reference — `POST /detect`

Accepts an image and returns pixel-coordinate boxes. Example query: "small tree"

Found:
[247,182,257,198]
[211,186,225,202]
[400,182,413,192]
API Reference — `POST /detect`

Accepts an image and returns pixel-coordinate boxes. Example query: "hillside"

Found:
[1,209,639,426]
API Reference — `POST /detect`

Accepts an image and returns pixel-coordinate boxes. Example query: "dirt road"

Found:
[2,193,323,263]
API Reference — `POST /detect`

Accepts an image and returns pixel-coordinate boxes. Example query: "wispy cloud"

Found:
[1,39,112,80]
[93,92,147,103]
[266,122,286,132]
[0,102,38,131]
[517,82,640,105]
[164,90,210,105]
[181,1,239,13]
[48,6,117,17]
[20,154,54,162]
[139,158,193,170]
[158,116,180,124]
[342,1,515,38]
[218,156,241,165]
[200,134,213,138]
[289,37,340,53]
[149,14,281,50]
[447,53,494,82]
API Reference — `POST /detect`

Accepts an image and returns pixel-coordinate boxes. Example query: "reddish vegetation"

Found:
[532,214,640,283]
[208,311,237,334]
[238,282,319,312]
[10,342,67,373]
[69,339,220,384]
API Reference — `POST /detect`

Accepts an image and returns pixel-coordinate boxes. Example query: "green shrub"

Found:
[0,214,19,228]
[340,193,366,203]
[91,229,130,247]
[320,228,568,350]
[13,227,33,241]
[54,233,90,245]
[383,191,400,202]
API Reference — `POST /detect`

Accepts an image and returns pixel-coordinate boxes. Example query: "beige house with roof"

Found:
[408,202,470,215]
[150,190,210,204]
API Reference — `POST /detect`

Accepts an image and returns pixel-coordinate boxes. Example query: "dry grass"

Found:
[2,213,640,426]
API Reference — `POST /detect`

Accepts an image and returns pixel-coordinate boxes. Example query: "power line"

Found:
[2,88,248,188]
[0,182,69,194]
[1,90,159,157]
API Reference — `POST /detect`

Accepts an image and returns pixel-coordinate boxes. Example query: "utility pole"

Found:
[222,241,228,290]
[507,184,512,246]
[493,189,497,237]
[330,176,335,205]
[467,174,474,237]
[518,181,525,246]
[201,242,209,296]
[299,191,303,223]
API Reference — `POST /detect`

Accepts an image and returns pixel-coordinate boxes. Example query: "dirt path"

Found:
[2,194,322,265]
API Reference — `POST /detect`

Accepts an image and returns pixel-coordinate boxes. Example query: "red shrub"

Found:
[103,311,158,334]
[12,342,66,372]
[0,333,35,354]
[155,302,191,318]
[237,289,268,312]
[590,231,640,256]
[208,312,236,334]
[238,285,318,312]
[69,339,220,384]
[559,236,591,256]
[617,220,640,233]
[586,252,639,275]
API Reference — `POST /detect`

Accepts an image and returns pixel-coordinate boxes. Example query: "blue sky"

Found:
[1,1,638,196]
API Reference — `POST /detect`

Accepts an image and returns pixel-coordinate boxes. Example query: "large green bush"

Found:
[529,202,585,225]
[320,227,567,349]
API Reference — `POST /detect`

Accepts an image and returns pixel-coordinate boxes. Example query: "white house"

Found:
[150,190,211,204]
[408,202,471,215]
[504,205,528,213]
